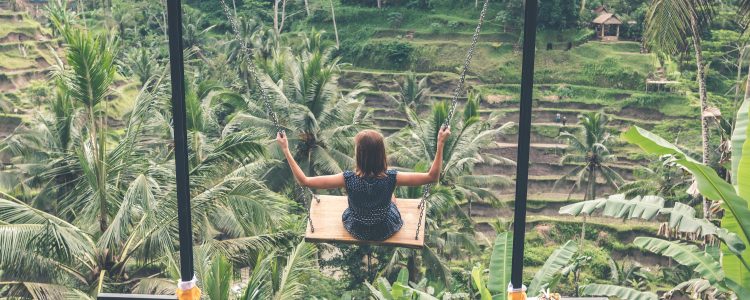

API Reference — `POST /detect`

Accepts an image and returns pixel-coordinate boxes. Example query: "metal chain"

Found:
[219,0,318,232]
[443,0,489,127]
[415,0,489,240]
[219,0,281,131]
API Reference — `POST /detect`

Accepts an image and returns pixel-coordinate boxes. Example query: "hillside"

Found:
[0,7,54,92]
[312,13,700,229]
[0,0,743,298]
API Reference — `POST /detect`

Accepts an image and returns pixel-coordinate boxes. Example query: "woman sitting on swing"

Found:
[276,127,451,241]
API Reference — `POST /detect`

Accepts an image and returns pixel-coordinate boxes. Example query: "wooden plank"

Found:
[305,195,425,248]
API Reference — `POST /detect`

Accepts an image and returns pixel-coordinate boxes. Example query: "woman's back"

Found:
[276,126,450,241]
[342,170,403,241]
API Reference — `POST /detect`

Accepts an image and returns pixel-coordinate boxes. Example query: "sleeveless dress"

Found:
[342,169,404,241]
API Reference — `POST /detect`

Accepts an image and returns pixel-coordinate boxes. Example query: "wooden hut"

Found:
[592,13,623,41]
[593,5,609,15]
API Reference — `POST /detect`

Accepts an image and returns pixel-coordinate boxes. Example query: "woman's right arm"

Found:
[396,126,451,187]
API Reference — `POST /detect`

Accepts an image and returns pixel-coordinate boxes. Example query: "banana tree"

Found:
[370,233,580,299]
[365,268,457,300]
[559,194,745,248]
[581,284,657,300]
[459,233,577,300]
[471,232,513,300]
[580,236,728,299]
[623,125,750,295]
[240,241,318,300]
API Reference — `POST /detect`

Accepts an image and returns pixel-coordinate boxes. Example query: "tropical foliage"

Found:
[3,0,750,298]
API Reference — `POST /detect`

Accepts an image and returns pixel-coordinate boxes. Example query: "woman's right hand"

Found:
[276,131,289,152]
[437,125,451,146]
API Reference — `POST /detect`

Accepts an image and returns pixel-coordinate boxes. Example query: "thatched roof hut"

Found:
[592,13,622,41]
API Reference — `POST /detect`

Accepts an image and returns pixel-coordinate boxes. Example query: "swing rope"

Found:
[219,0,320,233]
[415,0,489,240]
[219,0,490,241]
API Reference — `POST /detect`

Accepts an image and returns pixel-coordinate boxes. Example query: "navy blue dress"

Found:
[342,169,404,241]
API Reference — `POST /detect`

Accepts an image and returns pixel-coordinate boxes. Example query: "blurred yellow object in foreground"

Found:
[177,276,201,300]
[508,290,527,300]
[176,286,201,300]
[508,283,527,300]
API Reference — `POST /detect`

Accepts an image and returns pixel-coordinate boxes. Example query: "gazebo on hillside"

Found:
[592,13,622,41]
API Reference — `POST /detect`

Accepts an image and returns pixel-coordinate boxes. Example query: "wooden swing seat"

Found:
[305,195,425,248]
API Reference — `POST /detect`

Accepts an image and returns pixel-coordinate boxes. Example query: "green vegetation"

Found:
[0,0,748,298]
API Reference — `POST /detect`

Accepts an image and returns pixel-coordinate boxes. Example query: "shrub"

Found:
[387,12,404,28]
[447,20,460,31]
[383,40,414,65]
[573,28,595,45]
[556,84,574,99]
[524,245,556,266]
[581,58,645,89]
[429,22,443,34]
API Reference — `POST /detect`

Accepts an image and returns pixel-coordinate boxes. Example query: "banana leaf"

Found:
[581,284,658,300]
[727,99,750,290]
[527,240,577,295]
[634,237,724,284]
[487,232,512,299]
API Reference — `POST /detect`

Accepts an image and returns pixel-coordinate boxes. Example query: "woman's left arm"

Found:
[277,131,345,189]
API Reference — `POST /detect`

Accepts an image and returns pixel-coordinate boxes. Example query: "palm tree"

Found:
[385,73,431,121]
[0,22,301,297]
[555,112,623,246]
[644,0,713,217]
[225,18,278,92]
[225,43,373,192]
[241,241,318,299]
[49,23,118,233]
[182,12,217,55]
[618,160,691,199]
[121,45,160,88]
[384,97,513,284]
[556,112,623,201]
[390,96,515,214]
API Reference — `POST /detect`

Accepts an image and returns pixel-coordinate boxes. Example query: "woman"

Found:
[276,126,451,241]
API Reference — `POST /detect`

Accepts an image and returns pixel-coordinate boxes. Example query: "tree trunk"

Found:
[580,0,587,18]
[581,166,596,248]
[273,0,280,37]
[279,0,288,34]
[367,250,372,280]
[690,15,711,219]
[304,0,310,15]
[329,0,340,48]
[377,0,382,9]
[580,215,587,248]
[407,252,418,283]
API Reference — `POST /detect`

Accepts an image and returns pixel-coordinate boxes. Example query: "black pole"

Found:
[166,0,194,282]
[511,0,538,289]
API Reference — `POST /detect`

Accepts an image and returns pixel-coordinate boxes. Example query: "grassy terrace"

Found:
[0,19,41,38]
[2,0,743,297]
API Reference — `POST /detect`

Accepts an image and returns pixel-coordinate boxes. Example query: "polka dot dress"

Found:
[342,169,403,241]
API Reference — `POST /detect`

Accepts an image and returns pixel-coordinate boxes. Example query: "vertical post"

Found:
[511,0,538,290]
[166,0,194,283]
[616,25,620,39]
